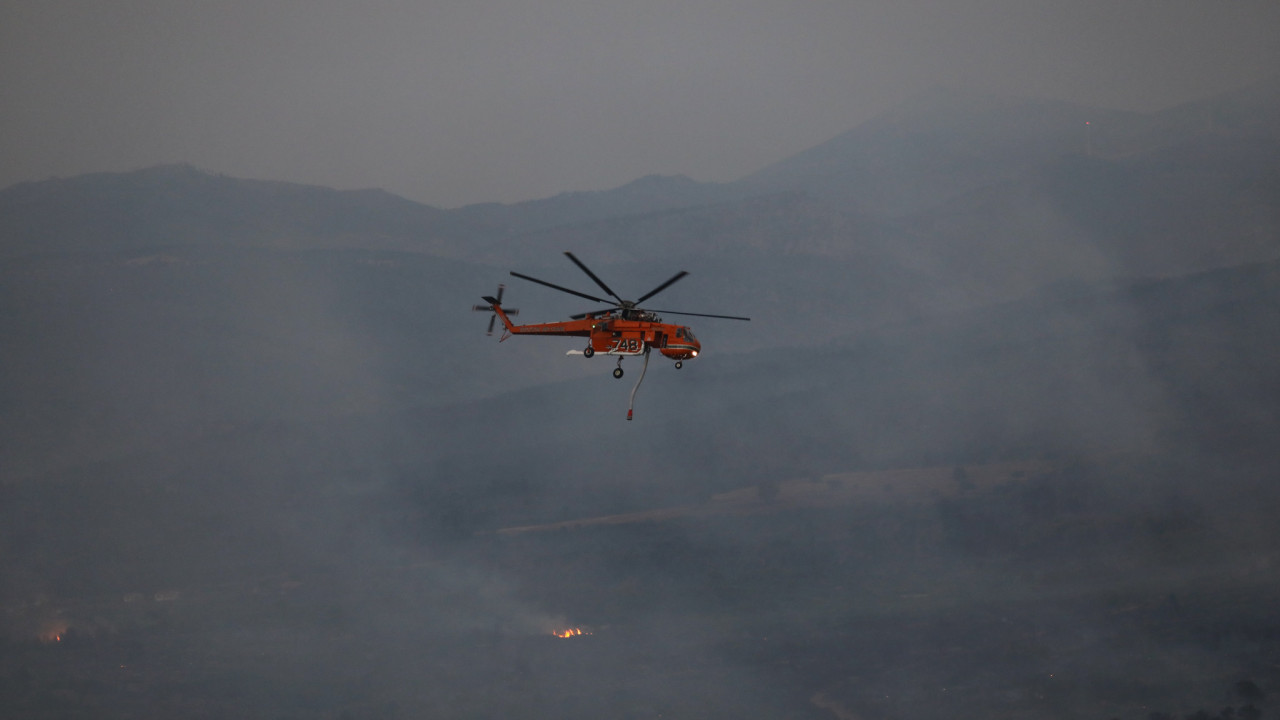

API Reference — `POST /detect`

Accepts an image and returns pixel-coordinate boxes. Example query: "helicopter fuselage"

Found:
[485,303,701,362]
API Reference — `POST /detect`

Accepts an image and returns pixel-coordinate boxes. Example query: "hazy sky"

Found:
[2,0,1277,207]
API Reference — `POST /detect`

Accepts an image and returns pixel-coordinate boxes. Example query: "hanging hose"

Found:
[627,347,651,420]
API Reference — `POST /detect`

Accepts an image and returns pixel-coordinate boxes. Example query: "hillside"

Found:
[2,80,1280,719]
[4,81,1276,348]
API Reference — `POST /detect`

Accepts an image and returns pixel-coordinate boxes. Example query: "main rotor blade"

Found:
[509,271,611,304]
[564,252,623,303]
[635,271,689,305]
[647,309,751,321]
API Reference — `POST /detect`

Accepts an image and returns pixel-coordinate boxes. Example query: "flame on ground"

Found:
[551,627,591,638]
[39,621,69,644]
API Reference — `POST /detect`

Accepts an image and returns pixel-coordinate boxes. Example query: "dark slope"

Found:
[401,259,1280,529]
[4,73,1280,715]
[6,258,1278,603]
[3,79,1278,486]
[0,164,461,258]
[0,247,604,481]
[0,166,743,263]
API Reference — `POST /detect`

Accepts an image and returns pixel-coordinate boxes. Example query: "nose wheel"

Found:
[674,361,683,369]
[613,357,624,379]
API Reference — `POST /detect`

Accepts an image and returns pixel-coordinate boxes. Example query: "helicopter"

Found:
[474,252,749,419]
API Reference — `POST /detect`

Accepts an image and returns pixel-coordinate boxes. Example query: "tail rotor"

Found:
[473,284,519,336]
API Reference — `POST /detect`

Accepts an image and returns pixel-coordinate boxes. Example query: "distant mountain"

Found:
[738,77,1280,219]
[3,79,1278,470]
[5,80,1280,720]
[0,164,466,259]
[0,166,747,265]
[737,88,1142,215]
[6,77,1276,276]
[489,77,1280,300]
[3,87,1279,702]
[1136,74,1280,146]
[892,121,1280,297]
[452,173,741,241]
[4,82,1273,376]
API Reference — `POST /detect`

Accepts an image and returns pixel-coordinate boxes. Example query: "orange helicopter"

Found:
[474,252,749,419]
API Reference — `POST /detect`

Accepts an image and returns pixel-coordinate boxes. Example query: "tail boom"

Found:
[480,296,520,336]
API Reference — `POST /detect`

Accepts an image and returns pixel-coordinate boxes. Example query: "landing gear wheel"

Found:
[613,367,624,379]
[583,346,594,358]
[675,361,683,369]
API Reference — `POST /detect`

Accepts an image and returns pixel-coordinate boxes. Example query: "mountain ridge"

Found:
[5,77,1277,272]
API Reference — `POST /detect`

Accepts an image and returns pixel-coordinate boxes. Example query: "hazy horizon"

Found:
[3,5,1280,717]
[3,0,1278,207]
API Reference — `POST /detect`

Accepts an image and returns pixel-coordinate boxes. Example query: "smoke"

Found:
[5,77,1280,717]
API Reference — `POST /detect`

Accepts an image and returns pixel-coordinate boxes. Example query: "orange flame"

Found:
[551,627,590,638]
[39,621,69,644]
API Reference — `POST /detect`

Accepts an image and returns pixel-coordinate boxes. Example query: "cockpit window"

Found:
[684,328,696,341]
